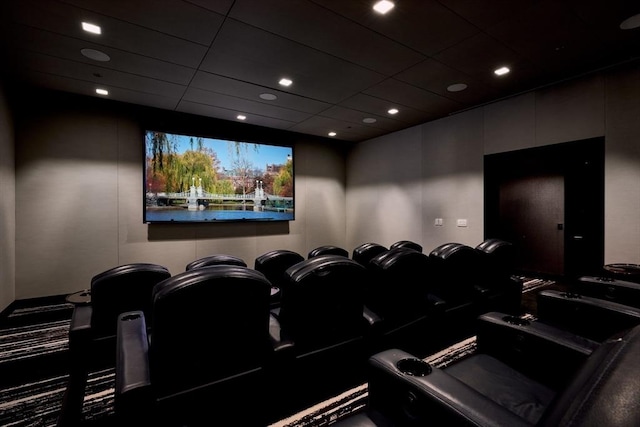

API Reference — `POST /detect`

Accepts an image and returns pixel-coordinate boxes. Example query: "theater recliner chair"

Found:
[269,254,379,419]
[59,263,171,426]
[184,253,247,270]
[334,311,640,427]
[363,247,447,357]
[254,249,305,307]
[114,265,291,427]
[429,242,522,319]
[475,238,523,311]
[307,244,349,258]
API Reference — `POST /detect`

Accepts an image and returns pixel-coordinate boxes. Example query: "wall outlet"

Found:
[456,219,468,227]
[434,218,443,226]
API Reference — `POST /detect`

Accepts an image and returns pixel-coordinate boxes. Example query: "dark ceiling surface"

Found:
[1,0,639,142]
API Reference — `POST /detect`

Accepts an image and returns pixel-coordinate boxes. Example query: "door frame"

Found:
[484,137,604,280]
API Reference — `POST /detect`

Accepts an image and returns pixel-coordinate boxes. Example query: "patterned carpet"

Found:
[0,276,552,427]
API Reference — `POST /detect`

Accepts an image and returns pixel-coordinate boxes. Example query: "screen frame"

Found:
[143,129,295,224]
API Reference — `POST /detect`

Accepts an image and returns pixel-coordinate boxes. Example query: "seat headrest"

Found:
[307,245,349,258]
[390,240,423,252]
[185,254,247,271]
[369,247,430,274]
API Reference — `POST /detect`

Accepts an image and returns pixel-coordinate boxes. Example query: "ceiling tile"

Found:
[176,100,296,130]
[338,93,439,126]
[22,70,181,110]
[312,0,479,56]
[17,51,188,98]
[229,0,425,75]
[182,87,314,122]
[289,115,389,141]
[200,19,386,103]
[363,78,462,114]
[59,0,227,45]
[9,0,209,67]
[190,71,332,114]
[395,58,499,105]
[7,24,197,85]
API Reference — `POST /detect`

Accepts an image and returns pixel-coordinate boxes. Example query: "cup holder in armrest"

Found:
[396,358,432,376]
[502,315,530,326]
[120,313,142,321]
[560,292,583,299]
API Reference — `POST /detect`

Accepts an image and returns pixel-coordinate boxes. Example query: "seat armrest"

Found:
[476,311,600,389]
[426,293,447,312]
[537,289,640,341]
[366,348,531,427]
[114,310,152,419]
[69,305,93,354]
[363,305,383,330]
[268,314,295,357]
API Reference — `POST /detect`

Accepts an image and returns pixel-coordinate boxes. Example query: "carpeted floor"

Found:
[0,276,558,427]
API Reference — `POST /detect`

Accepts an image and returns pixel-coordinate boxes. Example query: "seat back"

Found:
[254,249,305,288]
[428,243,483,301]
[475,238,515,279]
[278,255,366,350]
[539,324,640,426]
[366,247,432,325]
[185,254,246,271]
[149,265,273,397]
[351,242,388,268]
[90,263,171,337]
[389,240,422,253]
[307,245,349,259]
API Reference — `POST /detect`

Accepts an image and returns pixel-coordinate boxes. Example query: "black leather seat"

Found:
[389,239,422,252]
[570,275,640,309]
[307,244,349,258]
[254,249,305,307]
[59,263,171,426]
[335,311,640,427]
[269,254,378,417]
[351,242,388,268]
[185,253,247,270]
[114,265,290,426]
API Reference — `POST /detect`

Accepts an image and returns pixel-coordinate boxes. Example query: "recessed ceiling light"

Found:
[373,1,395,14]
[237,114,247,121]
[494,66,510,76]
[363,118,377,124]
[279,78,293,87]
[620,13,640,30]
[81,22,101,35]
[259,93,278,100]
[81,48,110,62]
[95,88,108,96]
[388,108,399,115]
[447,83,468,92]
[328,131,337,137]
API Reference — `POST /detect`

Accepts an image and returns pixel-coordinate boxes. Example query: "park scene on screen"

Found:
[144,130,294,223]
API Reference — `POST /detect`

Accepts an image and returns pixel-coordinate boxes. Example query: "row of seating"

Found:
[334,279,640,427]
[58,238,523,426]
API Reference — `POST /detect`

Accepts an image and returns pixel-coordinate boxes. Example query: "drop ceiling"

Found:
[1,0,639,142]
